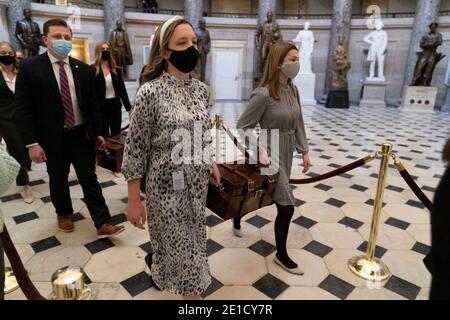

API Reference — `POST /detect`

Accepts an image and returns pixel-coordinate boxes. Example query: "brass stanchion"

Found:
[215,114,222,164]
[48,265,91,300]
[348,143,392,281]
[4,267,19,295]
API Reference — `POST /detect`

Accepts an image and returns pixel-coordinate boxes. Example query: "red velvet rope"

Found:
[289,157,372,184]
[394,161,433,212]
[1,226,46,300]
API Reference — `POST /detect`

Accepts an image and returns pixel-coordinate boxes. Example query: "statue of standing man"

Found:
[110,20,133,80]
[256,11,282,75]
[193,18,211,83]
[15,9,42,58]
[411,22,445,86]
[363,21,388,81]
[293,21,314,74]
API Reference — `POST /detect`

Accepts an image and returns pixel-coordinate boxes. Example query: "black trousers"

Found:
[0,119,30,186]
[100,99,122,138]
[45,125,111,229]
[0,237,4,300]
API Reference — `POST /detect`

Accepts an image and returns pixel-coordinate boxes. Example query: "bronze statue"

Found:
[193,18,211,83]
[411,23,445,86]
[15,9,42,58]
[256,11,282,75]
[110,20,133,79]
[331,39,351,90]
[326,38,351,109]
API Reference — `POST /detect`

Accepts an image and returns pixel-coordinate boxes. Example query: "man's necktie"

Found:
[58,61,75,128]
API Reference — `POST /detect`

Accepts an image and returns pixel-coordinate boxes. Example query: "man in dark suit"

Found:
[15,19,125,238]
[426,138,450,299]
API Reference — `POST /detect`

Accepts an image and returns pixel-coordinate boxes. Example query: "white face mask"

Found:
[281,61,300,79]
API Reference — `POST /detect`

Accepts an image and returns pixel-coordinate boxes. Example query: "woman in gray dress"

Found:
[234,42,311,275]
[122,16,221,299]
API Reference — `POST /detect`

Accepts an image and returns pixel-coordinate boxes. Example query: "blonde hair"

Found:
[0,41,18,72]
[259,42,298,100]
[93,41,118,76]
[139,18,192,85]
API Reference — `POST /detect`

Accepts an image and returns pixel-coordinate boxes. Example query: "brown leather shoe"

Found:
[57,215,74,233]
[97,223,125,239]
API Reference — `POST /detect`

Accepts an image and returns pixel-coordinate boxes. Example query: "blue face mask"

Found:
[51,39,72,58]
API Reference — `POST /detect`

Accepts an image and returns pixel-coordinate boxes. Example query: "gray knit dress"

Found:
[236,84,309,206]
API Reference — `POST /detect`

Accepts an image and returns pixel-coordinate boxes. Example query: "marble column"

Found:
[104,0,125,41]
[6,0,31,51]
[403,0,441,87]
[322,0,353,99]
[258,0,277,25]
[0,4,9,43]
[442,86,450,112]
[184,0,203,30]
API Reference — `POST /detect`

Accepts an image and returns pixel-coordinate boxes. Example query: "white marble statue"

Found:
[363,21,388,81]
[292,22,317,105]
[293,22,314,74]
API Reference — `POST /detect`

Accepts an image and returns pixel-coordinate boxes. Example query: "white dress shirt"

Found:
[47,51,84,127]
[104,72,116,99]
[1,69,16,93]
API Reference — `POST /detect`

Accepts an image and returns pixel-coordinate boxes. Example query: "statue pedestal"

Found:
[326,90,349,109]
[441,85,450,112]
[294,73,317,106]
[360,79,387,108]
[401,86,437,112]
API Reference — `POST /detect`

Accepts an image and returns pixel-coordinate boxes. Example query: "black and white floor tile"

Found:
[2,102,449,300]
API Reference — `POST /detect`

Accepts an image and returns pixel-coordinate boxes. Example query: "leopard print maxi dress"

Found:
[122,71,212,296]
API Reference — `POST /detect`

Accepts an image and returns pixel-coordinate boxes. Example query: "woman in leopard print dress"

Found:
[122,16,221,299]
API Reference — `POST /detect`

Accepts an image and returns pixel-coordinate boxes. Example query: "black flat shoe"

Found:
[145,252,153,267]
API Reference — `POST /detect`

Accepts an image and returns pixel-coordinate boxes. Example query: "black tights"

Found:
[233,202,297,268]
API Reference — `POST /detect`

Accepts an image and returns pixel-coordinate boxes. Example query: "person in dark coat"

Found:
[15,19,125,238]
[91,41,131,139]
[0,41,34,203]
[425,138,450,299]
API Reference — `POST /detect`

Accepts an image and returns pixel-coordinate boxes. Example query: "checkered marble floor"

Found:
[2,103,449,300]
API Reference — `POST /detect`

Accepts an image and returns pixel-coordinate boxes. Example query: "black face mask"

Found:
[0,55,15,66]
[168,46,199,73]
[101,51,110,61]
